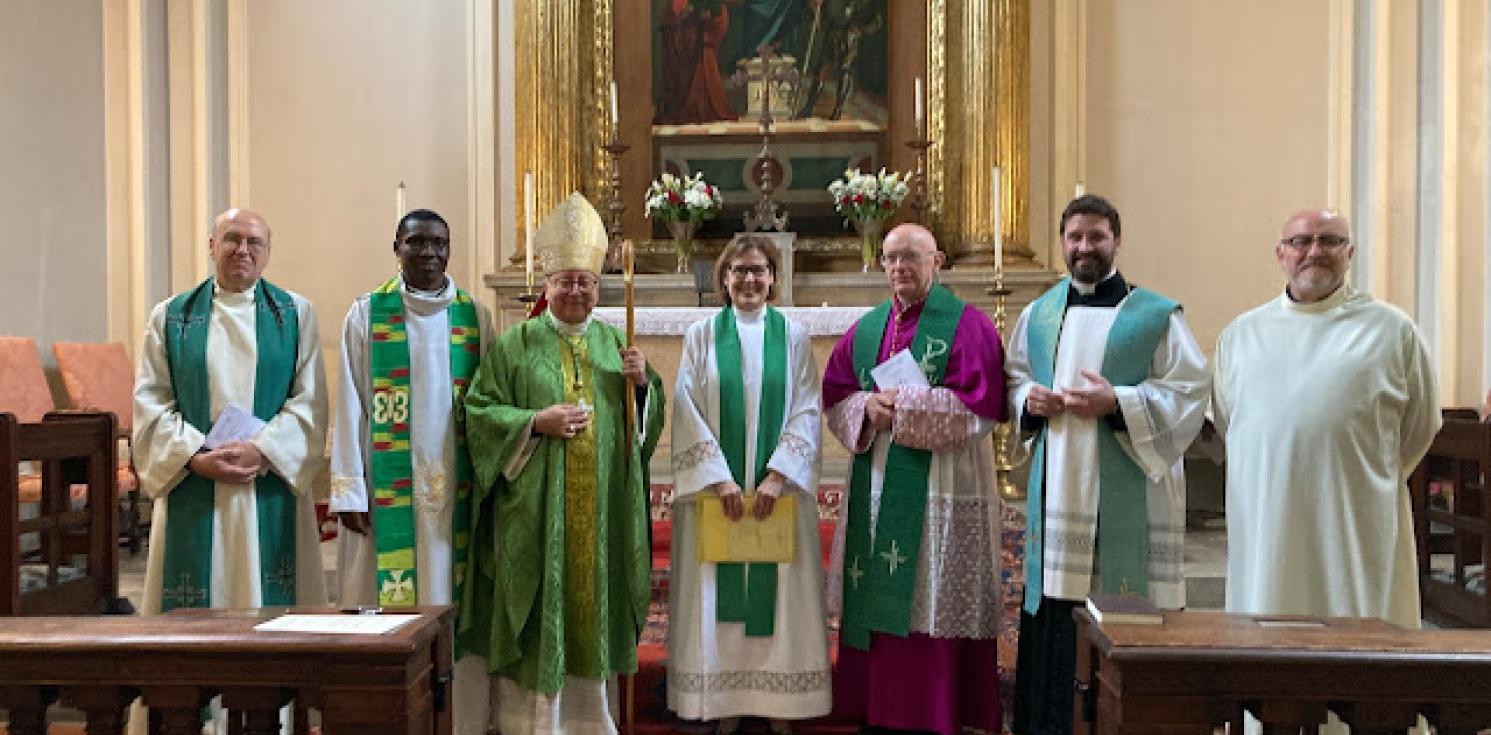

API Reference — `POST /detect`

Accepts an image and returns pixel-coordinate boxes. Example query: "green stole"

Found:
[161,278,299,611]
[712,305,788,637]
[841,284,962,650]
[368,277,482,608]
[1021,277,1177,614]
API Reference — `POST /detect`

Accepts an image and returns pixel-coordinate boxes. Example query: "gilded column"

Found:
[511,0,611,268]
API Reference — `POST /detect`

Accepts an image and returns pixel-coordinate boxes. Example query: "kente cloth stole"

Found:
[713,306,788,637]
[1021,278,1177,614]
[560,327,604,667]
[368,277,482,608]
[161,278,299,611]
[840,284,961,650]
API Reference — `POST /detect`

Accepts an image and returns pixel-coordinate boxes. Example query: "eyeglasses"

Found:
[879,251,927,267]
[220,236,268,253]
[728,264,771,280]
[548,275,598,292]
[1280,234,1350,250]
[400,238,450,255]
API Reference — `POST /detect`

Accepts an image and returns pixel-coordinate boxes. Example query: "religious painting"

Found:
[650,0,891,237]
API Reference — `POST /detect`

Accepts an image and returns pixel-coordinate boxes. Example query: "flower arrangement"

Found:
[828,168,909,222]
[828,168,910,270]
[645,172,724,272]
[644,172,724,225]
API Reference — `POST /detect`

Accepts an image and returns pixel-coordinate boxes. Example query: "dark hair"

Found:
[395,208,449,240]
[713,235,781,306]
[1059,194,1121,238]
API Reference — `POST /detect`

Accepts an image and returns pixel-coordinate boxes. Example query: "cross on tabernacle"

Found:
[731,43,800,232]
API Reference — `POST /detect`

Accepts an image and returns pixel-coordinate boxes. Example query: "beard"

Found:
[1067,251,1112,284]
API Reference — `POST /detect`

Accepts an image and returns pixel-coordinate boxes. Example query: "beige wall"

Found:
[1079,0,1333,353]
[0,2,110,359]
[242,0,477,359]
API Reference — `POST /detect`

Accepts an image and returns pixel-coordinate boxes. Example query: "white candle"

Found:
[992,166,1003,274]
[914,77,924,137]
[396,181,407,221]
[523,171,535,288]
[1074,180,1086,198]
[609,80,619,128]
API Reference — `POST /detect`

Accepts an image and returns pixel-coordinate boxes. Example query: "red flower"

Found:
[881,200,893,210]
[853,193,866,204]
[667,191,683,204]
[706,186,716,196]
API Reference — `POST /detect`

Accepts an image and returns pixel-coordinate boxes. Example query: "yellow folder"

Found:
[696,493,796,563]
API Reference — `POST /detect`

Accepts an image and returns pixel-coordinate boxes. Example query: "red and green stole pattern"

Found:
[369,277,482,608]
[841,284,962,649]
[713,306,788,637]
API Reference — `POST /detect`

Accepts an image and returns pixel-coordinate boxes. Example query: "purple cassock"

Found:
[822,296,1007,735]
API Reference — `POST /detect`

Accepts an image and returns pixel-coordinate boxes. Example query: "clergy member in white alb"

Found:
[668,236,831,734]
[330,209,496,734]
[1214,209,1440,734]
[1006,194,1209,735]
[133,207,328,616]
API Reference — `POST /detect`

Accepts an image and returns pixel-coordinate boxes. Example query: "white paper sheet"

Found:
[253,614,421,635]
[870,348,931,389]
[203,403,267,449]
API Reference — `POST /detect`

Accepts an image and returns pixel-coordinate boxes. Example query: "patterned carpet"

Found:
[634,483,1026,735]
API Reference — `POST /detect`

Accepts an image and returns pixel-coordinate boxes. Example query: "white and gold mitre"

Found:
[533,192,608,274]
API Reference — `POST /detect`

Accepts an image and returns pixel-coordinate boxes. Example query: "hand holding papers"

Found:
[203,403,266,449]
[870,348,930,389]
[697,493,797,563]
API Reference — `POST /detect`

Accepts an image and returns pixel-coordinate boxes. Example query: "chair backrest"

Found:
[0,337,55,423]
[52,342,134,434]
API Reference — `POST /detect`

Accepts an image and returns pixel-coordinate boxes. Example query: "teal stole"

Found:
[367,277,482,609]
[161,278,299,610]
[1021,277,1177,614]
[713,306,788,637]
[841,284,962,650]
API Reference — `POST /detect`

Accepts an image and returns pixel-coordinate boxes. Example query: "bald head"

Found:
[1276,207,1354,303]
[208,208,272,292]
[880,224,945,304]
[1281,208,1350,239]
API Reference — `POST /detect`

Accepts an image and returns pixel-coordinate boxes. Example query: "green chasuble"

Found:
[459,314,665,694]
[1021,277,1177,614]
[160,277,299,610]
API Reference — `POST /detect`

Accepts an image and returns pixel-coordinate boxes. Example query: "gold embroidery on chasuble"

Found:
[560,333,601,667]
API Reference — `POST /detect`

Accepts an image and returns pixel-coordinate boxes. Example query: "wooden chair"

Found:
[51,341,146,555]
[0,337,58,508]
[1409,408,1491,627]
[0,411,119,615]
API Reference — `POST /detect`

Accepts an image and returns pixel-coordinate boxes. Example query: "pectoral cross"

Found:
[731,43,800,232]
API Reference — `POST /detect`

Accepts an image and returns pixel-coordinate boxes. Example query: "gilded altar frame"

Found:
[512,0,1031,265]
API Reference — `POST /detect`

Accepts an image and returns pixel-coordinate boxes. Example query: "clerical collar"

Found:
[212,278,259,302]
[1067,271,1128,307]
[1281,281,1353,314]
[893,291,930,320]
[733,305,766,324]
[545,309,591,336]
[399,274,455,317]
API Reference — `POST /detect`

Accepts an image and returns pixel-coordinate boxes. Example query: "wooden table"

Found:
[1074,609,1491,734]
[0,605,454,735]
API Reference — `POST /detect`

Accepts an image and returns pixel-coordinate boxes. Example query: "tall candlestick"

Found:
[609,80,619,129]
[1074,180,1086,198]
[992,166,1003,275]
[523,171,535,290]
[914,77,925,137]
[396,181,407,221]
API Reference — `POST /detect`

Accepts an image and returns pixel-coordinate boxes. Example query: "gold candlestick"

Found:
[602,138,631,273]
[989,267,1028,501]
[905,137,935,226]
